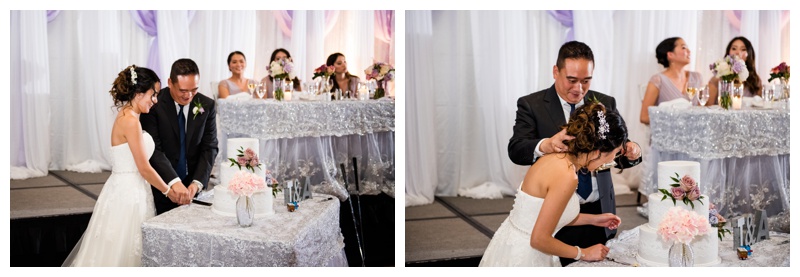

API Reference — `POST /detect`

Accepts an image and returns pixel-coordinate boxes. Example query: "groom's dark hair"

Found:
[556,41,594,70]
[169,58,200,83]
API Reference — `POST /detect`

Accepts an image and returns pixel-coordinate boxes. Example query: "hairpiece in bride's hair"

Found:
[130,65,138,85]
[597,110,609,139]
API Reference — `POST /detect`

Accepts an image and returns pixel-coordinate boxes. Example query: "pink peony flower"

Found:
[237,156,247,167]
[657,207,710,244]
[228,171,267,197]
[249,157,259,168]
[670,187,686,200]
[679,175,697,192]
[686,186,701,201]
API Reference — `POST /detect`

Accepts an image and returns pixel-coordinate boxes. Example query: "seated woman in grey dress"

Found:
[640,37,704,125]
[327,52,360,95]
[707,36,763,103]
[218,51,256,99]
[259,48,302,98]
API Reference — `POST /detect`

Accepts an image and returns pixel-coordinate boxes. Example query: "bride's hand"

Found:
[581,244,610,261]
[593,213,621,230]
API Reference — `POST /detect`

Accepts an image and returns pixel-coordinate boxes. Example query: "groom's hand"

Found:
[187,183,199,199]
[541,129,575,154]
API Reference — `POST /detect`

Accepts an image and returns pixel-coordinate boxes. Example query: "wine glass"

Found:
[686,87,698,106]
[247,81,256,96]
[256,82,266,99]
[697,86,710,107]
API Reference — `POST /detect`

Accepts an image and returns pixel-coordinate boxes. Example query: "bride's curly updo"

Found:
[109,65,160,108]
[563,102,628,158]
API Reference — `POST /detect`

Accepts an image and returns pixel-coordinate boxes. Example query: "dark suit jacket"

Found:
[507,84,641,237]
[141,89,219,214]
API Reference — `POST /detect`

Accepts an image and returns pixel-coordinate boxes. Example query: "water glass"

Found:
[697,86,709,106]
[762,86,774,108]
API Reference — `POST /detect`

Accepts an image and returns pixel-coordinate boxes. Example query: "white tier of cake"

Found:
[637,160,720,266]
[212,138,274,217]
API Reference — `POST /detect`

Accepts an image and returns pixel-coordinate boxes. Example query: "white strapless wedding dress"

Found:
[479,188,580,267]
[63,132,157,266]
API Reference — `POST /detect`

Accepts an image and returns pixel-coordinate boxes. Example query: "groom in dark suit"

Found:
[508,41,641,266]
[141,58,219,215]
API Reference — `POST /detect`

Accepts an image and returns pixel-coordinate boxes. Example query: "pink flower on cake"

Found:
[686,186,701,201]
[228,170,266,197]
[657,207,710,244]
[228,146,263,173]
[659,172,705,209]
[679,175,696,191]
[670,187,686,200]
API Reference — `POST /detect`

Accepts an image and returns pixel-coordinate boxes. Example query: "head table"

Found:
[216,98,395,201]
[641,104,789,224]
[141,194,346,266]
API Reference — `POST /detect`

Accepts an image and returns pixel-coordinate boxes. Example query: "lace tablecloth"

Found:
[141,195,346,267]
[642,105,790,218]
[570,226,790,267]
[216,99,395,201]
[218,98,395,139]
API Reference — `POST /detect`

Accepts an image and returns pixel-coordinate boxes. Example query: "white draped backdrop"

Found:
[406,10,790,206]
[10,10,395,180]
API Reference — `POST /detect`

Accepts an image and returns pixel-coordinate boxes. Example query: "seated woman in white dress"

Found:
[640,37,704,125]
[218,51,256,99]
[479,103,625,267]
[707,36,763,102]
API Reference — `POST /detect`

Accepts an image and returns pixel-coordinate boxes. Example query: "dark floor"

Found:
[405,192,648,266]
[9,171,394,267]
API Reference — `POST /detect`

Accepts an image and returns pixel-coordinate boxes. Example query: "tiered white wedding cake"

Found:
[212,138,274,217]
[636,161,721,266]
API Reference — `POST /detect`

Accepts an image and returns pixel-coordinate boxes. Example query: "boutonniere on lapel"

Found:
[191,99,205,120]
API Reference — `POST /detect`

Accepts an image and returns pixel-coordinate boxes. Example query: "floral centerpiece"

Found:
[228,170,267,197]
[658,173,705,209]
[768,62,790,83]
[709,55,749,109]
[312,64,334,80]
[268,58,296,101]
[708,203,731,240]
[364,62,395,99]
[265,169,281,198]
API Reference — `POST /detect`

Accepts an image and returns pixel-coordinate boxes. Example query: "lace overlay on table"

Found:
[141,194,344,266]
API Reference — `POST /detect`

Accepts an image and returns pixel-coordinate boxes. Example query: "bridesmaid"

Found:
[640,37,704,125]
[707,36,763,103]
[327,52,360,94]
[218,51,256,99]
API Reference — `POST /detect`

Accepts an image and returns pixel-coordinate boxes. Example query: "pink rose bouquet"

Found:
[228,146,262,173]
[228,170,266,197]
[312,64,335,80]
[768,62,790,82]
[657,207,710,244]
[659,172,705,209]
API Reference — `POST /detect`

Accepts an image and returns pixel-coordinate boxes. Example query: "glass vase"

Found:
[668,242,694,267]
[236,195,254,227]
[780,77,790,100]
[718,80,733,110]
[373,80,386,99]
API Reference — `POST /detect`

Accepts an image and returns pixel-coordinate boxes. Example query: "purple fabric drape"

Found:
[375,10,393,43]
[273,10,340,37]
[274,10,293,37]
[130,10,162,82]
[725,10,742,31]
[548,10,574,42]
[46,10,60,22]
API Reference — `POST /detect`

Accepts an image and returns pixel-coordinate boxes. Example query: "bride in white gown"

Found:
[480,103,627,266]
[63,65,183,266]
